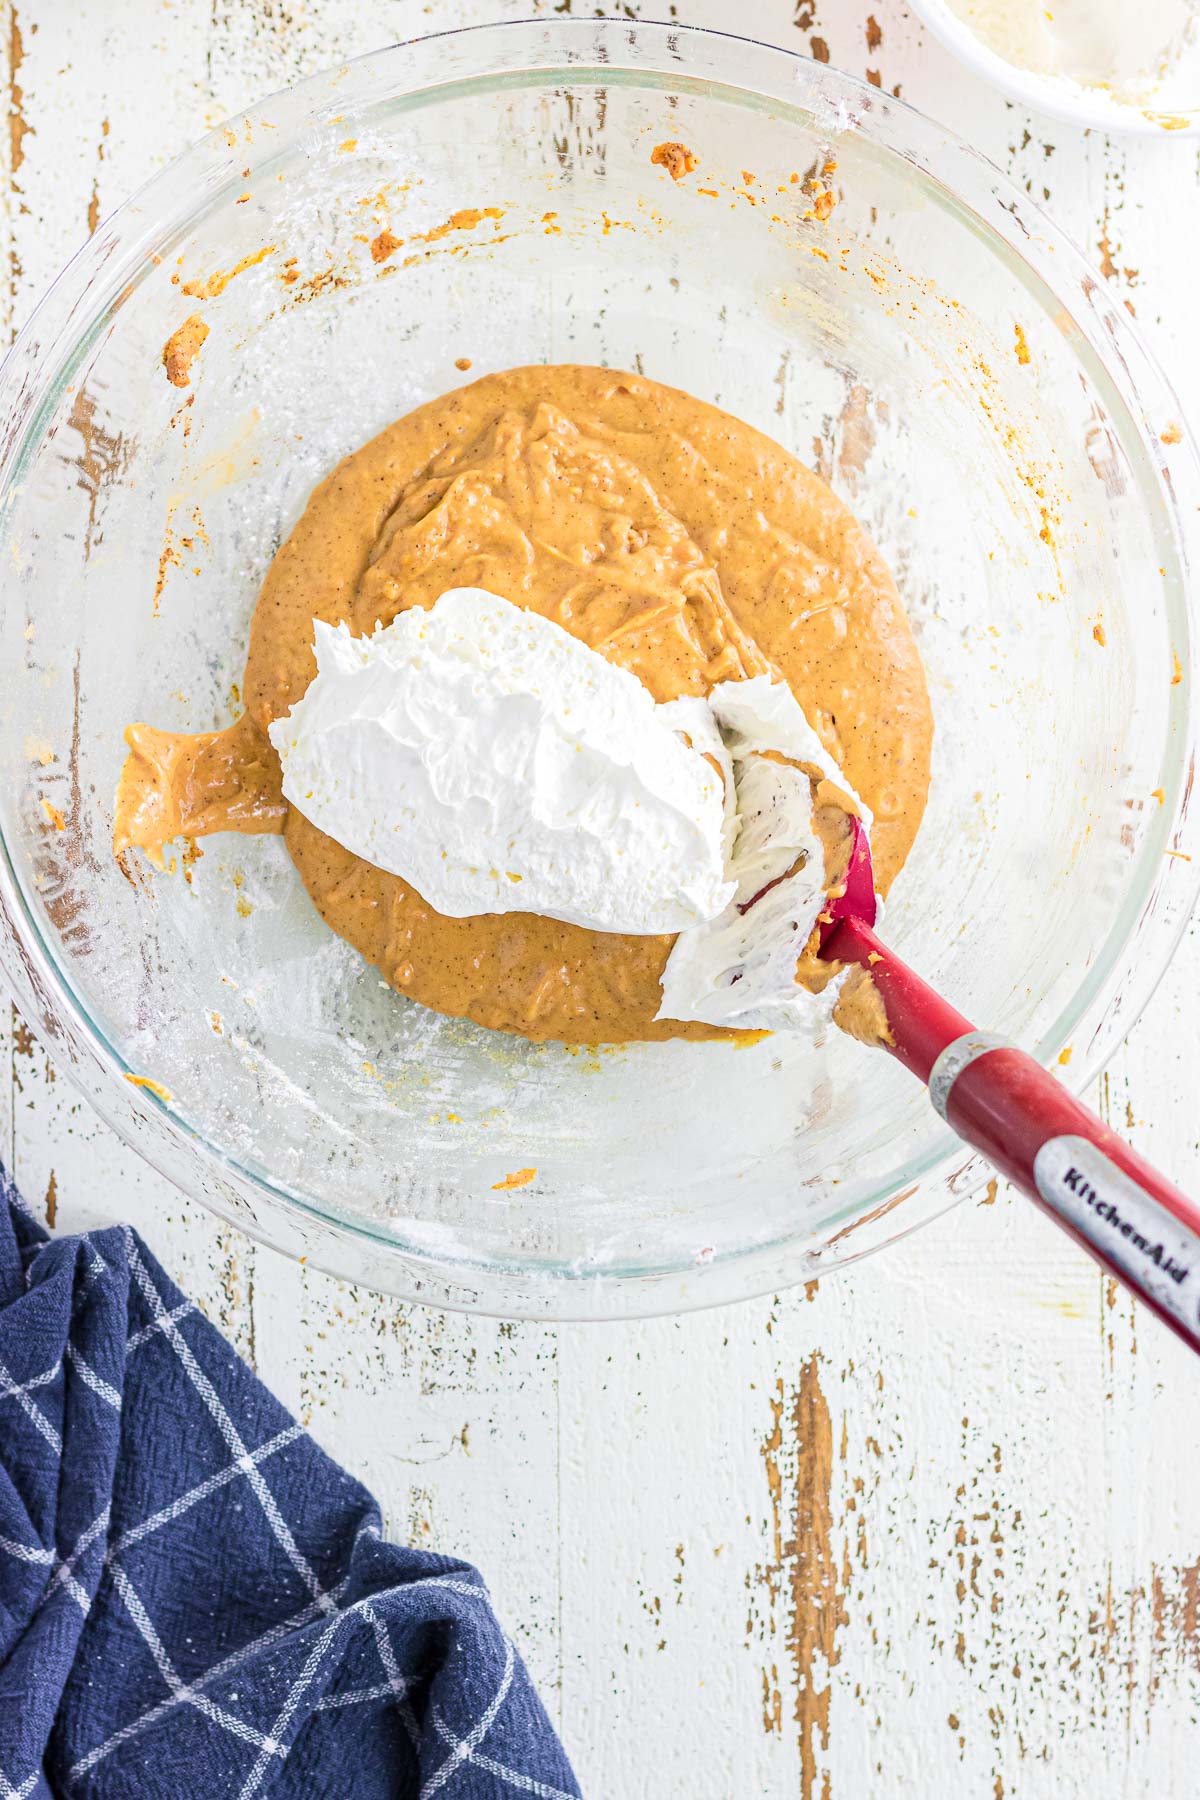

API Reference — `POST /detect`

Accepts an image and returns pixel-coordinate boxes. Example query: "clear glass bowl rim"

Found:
[1,16,1198,1319]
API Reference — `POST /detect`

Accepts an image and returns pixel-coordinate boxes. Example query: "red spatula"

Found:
[820,819,1200,1354]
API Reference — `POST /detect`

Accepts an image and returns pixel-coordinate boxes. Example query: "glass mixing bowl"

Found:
[1,20,1197,1318]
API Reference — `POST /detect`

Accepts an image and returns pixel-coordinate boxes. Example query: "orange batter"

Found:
[115,366,932,1044]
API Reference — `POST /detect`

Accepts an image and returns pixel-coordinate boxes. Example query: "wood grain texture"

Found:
[4,1,1200,1793]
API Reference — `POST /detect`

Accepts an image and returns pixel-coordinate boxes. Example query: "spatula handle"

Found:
[828,917,1200,1355]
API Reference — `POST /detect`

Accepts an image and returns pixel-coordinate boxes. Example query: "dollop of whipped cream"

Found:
[658,677,870,1034]
[268,588,734,934]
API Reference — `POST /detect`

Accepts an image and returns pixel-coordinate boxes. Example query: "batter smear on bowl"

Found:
[114,366,932,1043]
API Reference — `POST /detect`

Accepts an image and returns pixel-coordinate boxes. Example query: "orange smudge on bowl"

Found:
[370,230,401,263]
[650,141,697,181]
[414,207,504,245]
[492,1166,536,1191]
[181,244,275,300]
[161,315,208,388]
[125,1073,173,1103]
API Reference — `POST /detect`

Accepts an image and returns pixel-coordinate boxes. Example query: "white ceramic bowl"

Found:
[908,0,1200,135]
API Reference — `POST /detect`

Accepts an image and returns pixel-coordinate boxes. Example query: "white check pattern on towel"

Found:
[0,1172,581,1799]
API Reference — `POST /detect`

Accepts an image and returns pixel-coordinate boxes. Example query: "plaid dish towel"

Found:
[0,1166,580,1799]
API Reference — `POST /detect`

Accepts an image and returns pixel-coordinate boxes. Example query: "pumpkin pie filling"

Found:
[114,365,932,1044]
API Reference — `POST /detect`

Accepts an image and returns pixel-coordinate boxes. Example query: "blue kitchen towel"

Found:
[0,1166,580,1799]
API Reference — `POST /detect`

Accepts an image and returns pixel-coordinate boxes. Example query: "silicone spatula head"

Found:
[816,816,877,952]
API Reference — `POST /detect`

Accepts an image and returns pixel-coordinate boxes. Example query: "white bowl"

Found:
[908,0,1200,135]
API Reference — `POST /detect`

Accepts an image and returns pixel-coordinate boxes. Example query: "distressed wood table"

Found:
[5,2,1199,1793]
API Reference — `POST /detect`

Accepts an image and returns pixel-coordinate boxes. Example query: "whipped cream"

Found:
[268,588,734,935]
[946,0,1198,102]
[658,677,870,1035]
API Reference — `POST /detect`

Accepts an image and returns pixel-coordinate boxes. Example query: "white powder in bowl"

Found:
[946,0,1198,103]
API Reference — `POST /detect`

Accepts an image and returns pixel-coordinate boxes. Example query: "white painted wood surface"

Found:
[5,2,1200,1794]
